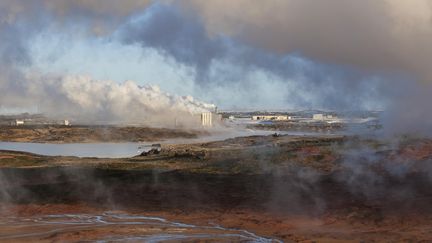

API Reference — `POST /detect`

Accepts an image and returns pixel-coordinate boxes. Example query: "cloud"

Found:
[0,0,217,126]
[0,0,430,132]
[119,3,386,110]
[183,0,432,82]
[119,0,432,133]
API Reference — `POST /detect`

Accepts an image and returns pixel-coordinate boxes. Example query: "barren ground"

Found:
[0,125,206,143]
[1,134,432,242]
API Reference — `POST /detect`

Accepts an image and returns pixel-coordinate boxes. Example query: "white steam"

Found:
[2,73,215,125]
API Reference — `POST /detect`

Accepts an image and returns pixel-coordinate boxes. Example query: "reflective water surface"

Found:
[0,212,281,242]
[0,142,143,158]
[0,129,322,158]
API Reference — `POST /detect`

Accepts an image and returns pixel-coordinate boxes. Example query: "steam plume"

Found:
[15,74,215,124]
[0,1,214,125]
[0,0,431,132]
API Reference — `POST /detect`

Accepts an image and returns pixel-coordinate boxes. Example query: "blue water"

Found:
[0,142,143,158]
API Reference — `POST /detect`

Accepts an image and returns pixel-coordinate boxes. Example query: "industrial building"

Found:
[0,115,72,126]
[172,111,221,128]
[201,112,213,127]
[312,114,324,120]
[252,115,289,121]
[312,114,340,123]
[14,120,25,126]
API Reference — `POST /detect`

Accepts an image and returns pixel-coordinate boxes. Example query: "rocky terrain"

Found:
[1,134,432,242]
[0,125,206,143]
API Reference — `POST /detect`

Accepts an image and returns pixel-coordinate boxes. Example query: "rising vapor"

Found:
[0,0,215,125]
[10,74,215,124]
[183,0,432,82]
[180,0,432,134]
[0,0,431,132]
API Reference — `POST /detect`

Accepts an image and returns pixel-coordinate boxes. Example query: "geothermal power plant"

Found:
[1,0,432,242]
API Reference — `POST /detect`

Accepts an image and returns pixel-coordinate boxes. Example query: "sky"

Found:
[26,5,314,110]
[0,0,431,131]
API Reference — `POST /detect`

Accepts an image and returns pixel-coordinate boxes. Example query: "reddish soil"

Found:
[1,135,432,242]
[2,202,432,242]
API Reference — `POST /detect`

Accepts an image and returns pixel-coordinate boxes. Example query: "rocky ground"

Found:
[0,125,206,143]
[1,134,432,242]
[247,120,381,133]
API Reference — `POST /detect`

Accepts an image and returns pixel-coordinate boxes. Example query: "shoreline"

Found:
[0,125,207,144]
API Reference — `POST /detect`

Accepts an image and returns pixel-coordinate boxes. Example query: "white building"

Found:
[64,120,71,126]
[312,114,341,123]
[201,112,213,127]
[252,115,288,121]
[14,120,25,126]
[312,114,324,121]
